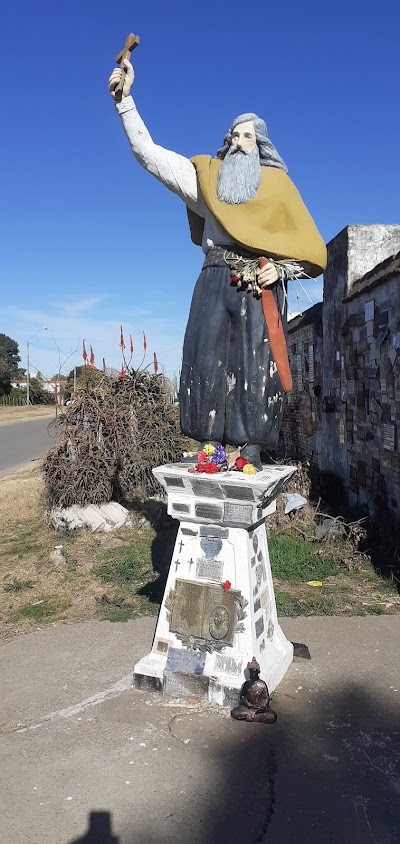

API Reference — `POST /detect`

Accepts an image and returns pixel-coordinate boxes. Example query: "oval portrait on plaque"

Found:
[209,605,230,640]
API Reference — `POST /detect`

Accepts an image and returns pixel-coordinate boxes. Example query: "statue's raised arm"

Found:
[109,59,199,208]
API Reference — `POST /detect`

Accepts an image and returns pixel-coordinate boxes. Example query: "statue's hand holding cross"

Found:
[109,33,139,101]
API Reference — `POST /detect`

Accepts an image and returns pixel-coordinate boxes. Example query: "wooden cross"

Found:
[114,32,140,102]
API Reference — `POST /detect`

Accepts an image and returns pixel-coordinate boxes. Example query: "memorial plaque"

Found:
[365,300,374,322]
[166,647,206,675]
[181,528,197,536]
[255,616,265,638]
[195,502,224,521]
[383,424,395,451]
[199,526,229,538]
[222,485,254,501]
[153,637,171,655]
[172,503,190,513]
[224,503,253,524]
[253,534,259,552]
[168,579,239,648]
[267,620,275,640]
[260,589,270,610]
[200,537,223,558]
[196,558,223,582]
[254,598,261,614]
[251,556,256,567]
[191,480,224,499]
[165,476,185,488]
[255,563,263,587]
[308,344,314,382]
[215,654,243,676]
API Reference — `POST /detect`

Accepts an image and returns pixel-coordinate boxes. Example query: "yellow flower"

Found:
[203,444,215,456]
[243,463,257,475]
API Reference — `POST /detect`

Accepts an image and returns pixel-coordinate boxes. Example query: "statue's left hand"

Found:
[257,260,279,288]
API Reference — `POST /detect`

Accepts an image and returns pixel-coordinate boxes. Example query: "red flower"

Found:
[89,346,95,368]
[196,464,207,473]
[119,366,126,382]
[143,332,147,353]
[129,335,134,355]
[231,274,240,284]
[222,580,231,592]
[204,463,220,473]
[120,325,125,351]
[188,467,195,474]
[154,352,158,374]
[235,456,248,470]
[197,451,207,463]
[82,339,88,362]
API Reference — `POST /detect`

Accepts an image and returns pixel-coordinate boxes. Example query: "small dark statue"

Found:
[231,657,277,724]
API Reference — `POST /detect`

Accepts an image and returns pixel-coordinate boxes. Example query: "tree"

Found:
[0,333,22,395]
[28,377,54,405]
[66,365,103,393]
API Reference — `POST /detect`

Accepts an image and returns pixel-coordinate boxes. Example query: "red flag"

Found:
[120,365,126,382]
[153,353,158,374]
[82,339,88,362]
[130,334,134,355]
[89,346,95,368]
[143,332,147,353]
[120,325,125,350]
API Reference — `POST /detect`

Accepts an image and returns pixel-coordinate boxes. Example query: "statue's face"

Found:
[230,120,257,152]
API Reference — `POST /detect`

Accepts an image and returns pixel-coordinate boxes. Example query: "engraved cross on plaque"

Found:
[188,558,194,572]
[175,559,181,572]
[179,540,185,553]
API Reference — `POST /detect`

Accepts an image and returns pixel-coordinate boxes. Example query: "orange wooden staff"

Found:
[259,257,293,393]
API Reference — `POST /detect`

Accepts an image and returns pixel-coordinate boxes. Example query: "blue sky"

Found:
[1,0,399,380]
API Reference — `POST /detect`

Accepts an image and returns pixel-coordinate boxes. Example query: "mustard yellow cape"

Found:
[187,155,327,277]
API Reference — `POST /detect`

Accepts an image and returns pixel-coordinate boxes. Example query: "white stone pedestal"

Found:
[134,463,296,706]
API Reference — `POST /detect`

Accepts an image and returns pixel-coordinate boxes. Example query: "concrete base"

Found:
[134,463,296,703]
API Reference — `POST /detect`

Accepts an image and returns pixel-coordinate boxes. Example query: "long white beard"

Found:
[217,146,261,204]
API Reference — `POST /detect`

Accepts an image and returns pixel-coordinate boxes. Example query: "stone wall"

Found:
[281,303,323,462]
[282,225,400,514]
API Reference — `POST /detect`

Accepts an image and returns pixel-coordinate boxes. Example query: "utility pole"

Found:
[26,327,47,405]
[26,341,30,405]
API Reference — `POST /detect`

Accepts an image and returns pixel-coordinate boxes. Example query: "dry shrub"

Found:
[43,369,186,507]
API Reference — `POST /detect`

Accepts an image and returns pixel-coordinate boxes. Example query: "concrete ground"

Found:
[1,615,400,844]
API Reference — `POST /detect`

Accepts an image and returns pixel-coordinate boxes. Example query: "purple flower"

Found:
[211,445,228,465]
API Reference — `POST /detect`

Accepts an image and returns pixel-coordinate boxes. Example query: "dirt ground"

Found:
[0,406,57,427]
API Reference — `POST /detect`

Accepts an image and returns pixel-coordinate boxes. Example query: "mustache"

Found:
[227,144,249,156]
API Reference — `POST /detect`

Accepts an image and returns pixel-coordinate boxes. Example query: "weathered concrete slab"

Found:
[1,616,399,843]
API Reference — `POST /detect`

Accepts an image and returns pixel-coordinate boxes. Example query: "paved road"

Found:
[0,417,58,477]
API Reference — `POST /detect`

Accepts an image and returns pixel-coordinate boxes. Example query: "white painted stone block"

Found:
[134,463,296,704]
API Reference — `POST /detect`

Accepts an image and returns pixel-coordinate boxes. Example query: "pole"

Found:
[26,342,30,405]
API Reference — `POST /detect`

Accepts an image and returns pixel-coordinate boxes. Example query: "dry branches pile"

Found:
[43,369,186,508]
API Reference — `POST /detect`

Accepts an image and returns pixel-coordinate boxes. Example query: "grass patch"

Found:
[269,531,340,582]
[3,579,35,593]
[93,532,155,588]
[17,600,59,620]
[3,530,44,558]
[275,590,335,617]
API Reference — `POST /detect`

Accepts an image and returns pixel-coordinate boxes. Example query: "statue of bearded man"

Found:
[109,60,326,470]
